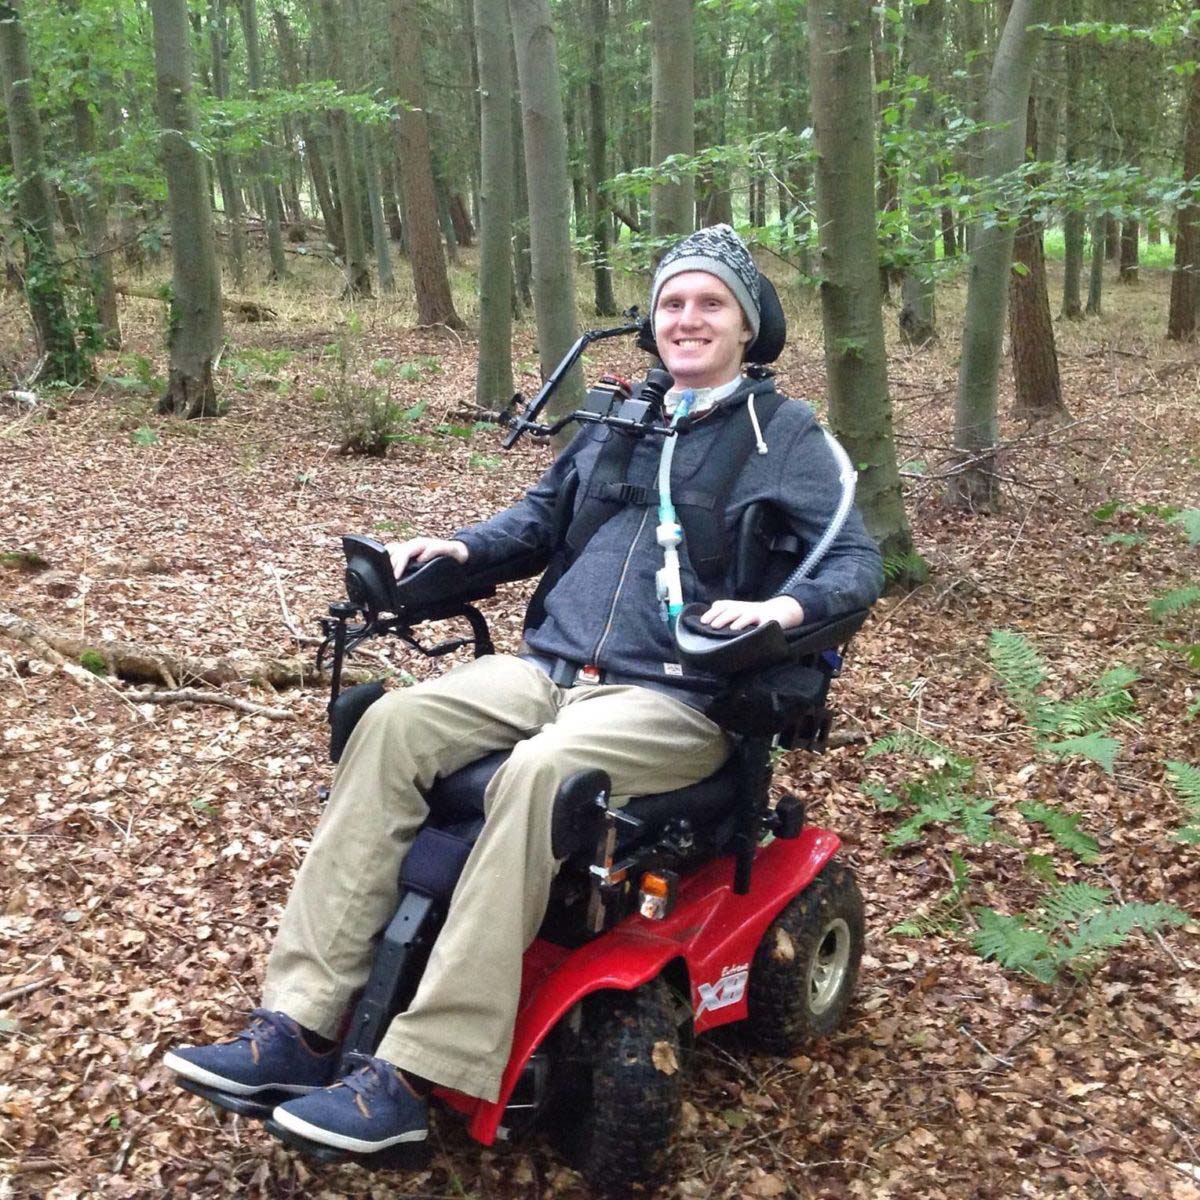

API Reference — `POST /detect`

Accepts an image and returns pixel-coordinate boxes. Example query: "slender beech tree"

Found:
[64,0,120,348]
[1168,48,1200,340]
[0,0,89,383]
[1060,0,1085,318]
[149,0,223,418]
[1009,98,1065,421]
[238,0,287,278]
[316,0,371,296]
[473,0,515,406]
[650,0,694,245]
[209,0,246,286]
[587,0,616,315]
[389,0,462,328]
[1086,212,1105,314]
[952,0,1046,509]
[809,0,916,569]
[899,0,945,346]
[509,0,583,416]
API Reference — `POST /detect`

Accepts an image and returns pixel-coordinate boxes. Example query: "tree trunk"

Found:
[389,0,463,327]
[899,0,944,347]
[809,0,916,572]
[511,90,532,312]
[1168,44,1200,340]
[149,0,223,418]
[473,0,514,408]
[1009,98,1065,422]
[1056,1,1083,317]
[238,0,288,279]
[650,0,694,246]
[380,155,405,245]
[1105,214,1119,260]
[1118,218,1139,283]
[362,130,396,293]
[587,0,616,316]
[952,0,1047,510]
[0,1,88,384]
[509,0,583,416]
[316,0,371,296]
[209,0,246,286]
[1086,212,1105,315]
[271,5,343,260]
[67,27,121,348]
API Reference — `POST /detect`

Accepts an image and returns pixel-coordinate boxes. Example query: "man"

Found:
[165,225,882,1155]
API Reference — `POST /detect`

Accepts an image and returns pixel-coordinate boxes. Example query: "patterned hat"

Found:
[650,224,761,338]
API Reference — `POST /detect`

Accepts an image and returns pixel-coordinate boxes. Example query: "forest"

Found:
[1,0,1199,1196]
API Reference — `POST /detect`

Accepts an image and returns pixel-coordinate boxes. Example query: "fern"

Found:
[1060,903,1188,975]
[988,630,1047,711]
[971,908,1059,983]
[1043,732,1121,775]
[1165,760,1200,845]
[1169,507,1200,546]
[862,780,902,812]
[1018,801,1100,862]
[1036,882,1111,932]
[864,729,960,764]
[1150,585,1200,622]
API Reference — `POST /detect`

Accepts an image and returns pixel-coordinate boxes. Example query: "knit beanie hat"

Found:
[650,224,761,339]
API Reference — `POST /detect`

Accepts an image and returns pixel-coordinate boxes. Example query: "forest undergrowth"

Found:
[1,256,1198,1200]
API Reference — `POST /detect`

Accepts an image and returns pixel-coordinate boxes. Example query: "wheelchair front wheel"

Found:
[744,861,865,1054]
[544,978,682,1197]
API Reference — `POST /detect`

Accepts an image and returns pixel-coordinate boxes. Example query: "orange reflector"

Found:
[640,872,671,897]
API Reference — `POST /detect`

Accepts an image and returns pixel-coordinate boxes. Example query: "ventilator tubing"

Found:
[656,389,695,624]
[780,429,858,590]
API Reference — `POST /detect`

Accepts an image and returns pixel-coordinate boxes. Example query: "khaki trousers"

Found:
[263,654,728,1102]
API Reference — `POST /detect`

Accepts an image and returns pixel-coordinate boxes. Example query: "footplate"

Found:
[176,1077,279,1120]
[264,1118,433,1169]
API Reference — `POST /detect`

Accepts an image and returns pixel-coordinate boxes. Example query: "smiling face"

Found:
[653,271,753,390]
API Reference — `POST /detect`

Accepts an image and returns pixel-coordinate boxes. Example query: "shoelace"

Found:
[337,1053,405,1114]
[232,1008,294,1063]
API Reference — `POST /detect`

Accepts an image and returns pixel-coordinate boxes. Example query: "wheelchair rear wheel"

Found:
[744,861,864,1053]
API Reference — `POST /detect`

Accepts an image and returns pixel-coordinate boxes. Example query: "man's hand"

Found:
[700,595,804,632]
[386,537,469,581]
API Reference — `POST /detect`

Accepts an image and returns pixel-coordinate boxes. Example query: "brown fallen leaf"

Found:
[651,1040,679,1075]
[771,925,796,964]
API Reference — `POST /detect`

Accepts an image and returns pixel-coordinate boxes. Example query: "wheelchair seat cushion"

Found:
[426,748,742,838]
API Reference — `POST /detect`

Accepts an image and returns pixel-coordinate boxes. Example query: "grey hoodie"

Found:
[455,378,883,706]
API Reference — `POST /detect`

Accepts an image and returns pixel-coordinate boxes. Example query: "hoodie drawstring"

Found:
[748,393,769,455]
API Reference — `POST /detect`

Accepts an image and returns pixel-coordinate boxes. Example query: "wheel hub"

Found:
[806,917,851,1014]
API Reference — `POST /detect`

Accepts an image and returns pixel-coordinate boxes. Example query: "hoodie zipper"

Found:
[590,506,651,667]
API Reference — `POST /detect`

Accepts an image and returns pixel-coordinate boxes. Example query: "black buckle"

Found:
[600,481,655,506]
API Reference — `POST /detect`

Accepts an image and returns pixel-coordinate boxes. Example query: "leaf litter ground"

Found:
[0,262,1198,1200]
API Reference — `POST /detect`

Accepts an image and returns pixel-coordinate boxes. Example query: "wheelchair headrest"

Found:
[636,272,787,366]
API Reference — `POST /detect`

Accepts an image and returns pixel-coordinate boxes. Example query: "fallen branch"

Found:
[114,281,277,323]
[0,609,373,691]
[599,194,642,234]
[0,976,55,1006]
[133,688,293,720]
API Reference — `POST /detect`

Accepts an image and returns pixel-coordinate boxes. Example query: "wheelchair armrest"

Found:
[343,535,548,618]
[674,604,871,676]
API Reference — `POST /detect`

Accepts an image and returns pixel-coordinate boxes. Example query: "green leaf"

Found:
[1104,532,1145,547]
[1019,801,1101,862]
[1150,585,1200,621]
[971,908,1058,983]
[131,426,158,448]
[1170,508,1200,546]
[1042,732,1121,775]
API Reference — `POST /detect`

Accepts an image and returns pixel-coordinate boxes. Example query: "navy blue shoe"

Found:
[164,1009,338,1097]
[270,1055,428,1154]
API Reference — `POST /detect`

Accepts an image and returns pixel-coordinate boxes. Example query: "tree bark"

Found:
[389,0,463,327]
[0,0,89,384]
[586,0,616,316]
[509,0,583,415]
[1119,218,1139,283]
[1168,45,1200,340]
[1060,0,1084,319]
[1009,98,1065,422]
[316,0,371,297]
[1086,212,1105,315]
[238,0,288,279]
[809,0,916,572]
[951,0,1047,510]
[650,0,694,246]
[899,0,944,347]
[209,0,246,286]
[474,0,514,407]
[67,44,121,348]
[149,0,223,418]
